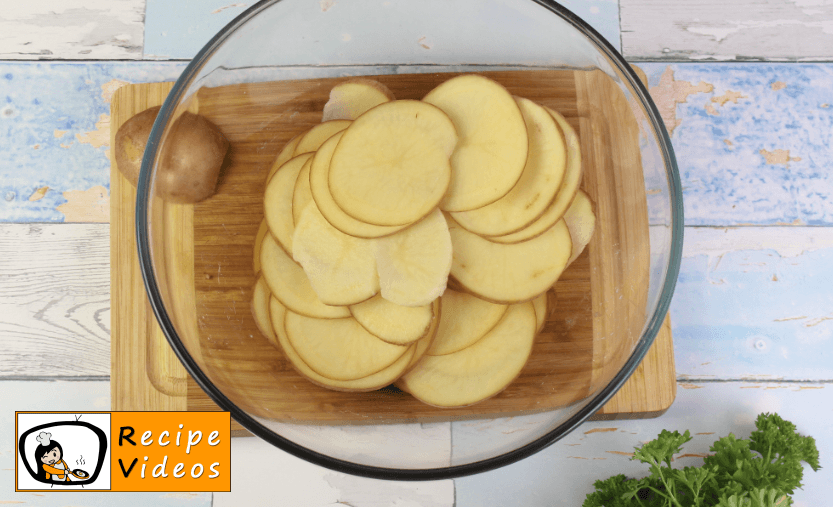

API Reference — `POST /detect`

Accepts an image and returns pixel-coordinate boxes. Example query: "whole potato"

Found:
[115,106,229,203]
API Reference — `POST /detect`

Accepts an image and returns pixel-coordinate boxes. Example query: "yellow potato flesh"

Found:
[292,202,380,306]
[322,79,395,122]
[427,289,507,356]
[423,75,528,212]
[564,189,596,266]
[270,297,415,391]
[447,214,572,304]
[404,298,441,373]
[532,292,548,333]
[284,310,408,381]
[374,209,452,307]
[294,120,351,155]
[349,294,433,345]
[259,233,349,319]
[309,132,407,238]
[263,153,312,254]
[398,302,537,408]
[253,219,268,275]
[251,275,276,345]
[486,108,582,244]
[329,100,456,226]
[450,97,566,236]
[267,133,303,181]
[292,158,314,226]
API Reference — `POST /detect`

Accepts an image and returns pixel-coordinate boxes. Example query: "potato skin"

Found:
[114,106,229,203]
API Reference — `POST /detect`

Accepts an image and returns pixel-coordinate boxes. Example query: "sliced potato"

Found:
[294,120,351,155]
[427,289,507,356]
[309,131,408,238]
[397,302,537,407]
[270,297,415,391]
[291,157,314,226]
[375,209,452,307]
[285,310,409,381]
[292,202,379,306]
[423,74,527,212]
[564,189,596,266]
[260,233,350,319]
[322,78,395,122]
[251,275,276,345]
[350,294,433,345]
[329,100,456,226]
[486,109,582,244]
[264,153,313,254]
[403,298,441,373]
[253,219,268,275]
[532,292,547,333]
[450,97,566,236]
[267,133,304,181]
[446,214,572,304]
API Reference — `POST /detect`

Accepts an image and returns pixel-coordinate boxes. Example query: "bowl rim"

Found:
[136,0,684,481]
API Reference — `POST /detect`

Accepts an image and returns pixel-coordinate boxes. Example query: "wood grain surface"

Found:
[111,71,675,427]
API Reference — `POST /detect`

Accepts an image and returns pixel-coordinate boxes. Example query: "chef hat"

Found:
[36,431,52,447]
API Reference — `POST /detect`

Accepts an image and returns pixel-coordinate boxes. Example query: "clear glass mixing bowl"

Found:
[136,0,683,480]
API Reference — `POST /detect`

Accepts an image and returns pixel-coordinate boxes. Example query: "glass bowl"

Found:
[136,0,683,480]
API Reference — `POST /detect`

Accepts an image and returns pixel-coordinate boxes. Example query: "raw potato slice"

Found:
[264,153,313,253]
[403,298,441,373]
[251,275,276,345]
[487,108,582,244]
[397,302,537,407]
[322,78,395,122]
[350,294,433,345]
[292,157,314,225]
[532,292,547,334]
[260,233,350,319]
[564,189,596,266]
[423,74,528,212]
[253,219,268,275]
[270,297,415,391]
[309,131,407,238]
[267,133,303,181]
[427,289,507,356]
[450,97,566,236]
[292,202,379,306]
[294,120,351,155]
[447,215,572,304]
[329,100,456,226]
[375,209,452,307]
[285,310,409,381]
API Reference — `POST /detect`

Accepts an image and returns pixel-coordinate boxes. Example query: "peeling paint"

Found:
[75,113,111,158]
[695,432,715,435]
[712,90,748,106]
[320,0,336,12]
[679,383,704,389]
[418,36,433,50]
[211,3,247,14]
[55,185,109,223]
[774,315,807,322]
[605,451,635,457]
[28,186,49,201]
[649,66,714,134]
[100,78,130,104]
[53,129,67,138]
[771,81,787,91]
[584,427,617,435]
[723,139,733,146]
[804,315,833,327]
[566,456,589,460]
[675,453,711,459]
[760,148,801,165]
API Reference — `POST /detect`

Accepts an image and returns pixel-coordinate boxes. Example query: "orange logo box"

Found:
[111,412,230,492]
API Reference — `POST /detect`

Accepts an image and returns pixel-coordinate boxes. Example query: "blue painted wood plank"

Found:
[0,381,211,506]
[0,62,186,223]
[454,381,832,507]
[143,0,621,61]
[670,227,833,381]
[638,63,833,226]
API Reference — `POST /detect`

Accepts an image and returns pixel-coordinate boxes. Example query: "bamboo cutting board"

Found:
[111,69,675,432]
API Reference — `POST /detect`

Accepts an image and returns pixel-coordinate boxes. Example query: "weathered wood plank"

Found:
[639,62,833,226]
[0,62,186,223]
[671,227,833,381]
[0,224,110,377]
[455,380,833,506]
[0,1,145,60]
[621,0,833,61]
[0,381,212,506]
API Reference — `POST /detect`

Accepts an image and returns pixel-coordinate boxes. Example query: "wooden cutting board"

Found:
[111,69,676,434]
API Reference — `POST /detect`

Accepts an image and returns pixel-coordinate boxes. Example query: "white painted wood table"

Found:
[1,1,831,505]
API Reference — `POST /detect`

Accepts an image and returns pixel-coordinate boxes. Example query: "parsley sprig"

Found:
[583,413,820,507]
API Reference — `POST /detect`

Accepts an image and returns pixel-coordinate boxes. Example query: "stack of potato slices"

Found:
[251,75,597,407]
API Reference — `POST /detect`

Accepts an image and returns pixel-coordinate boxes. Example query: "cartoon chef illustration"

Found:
[33,432,88,482]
